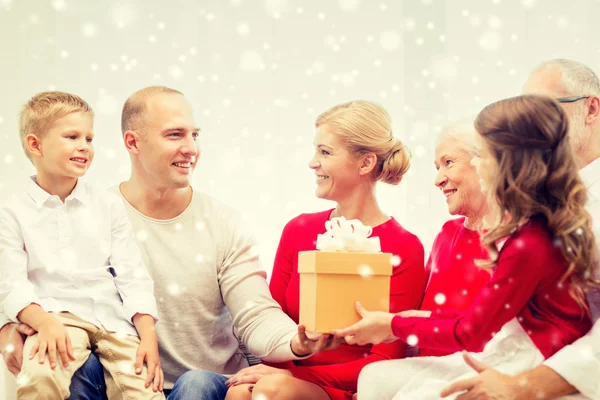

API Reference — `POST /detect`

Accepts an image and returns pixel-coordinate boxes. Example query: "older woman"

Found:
[334,95,598,399]
[417,121,491,357]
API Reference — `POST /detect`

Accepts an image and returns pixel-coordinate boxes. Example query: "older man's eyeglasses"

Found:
[556,96,590,103]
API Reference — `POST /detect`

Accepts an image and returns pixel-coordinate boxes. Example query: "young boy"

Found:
[0,91,165,399]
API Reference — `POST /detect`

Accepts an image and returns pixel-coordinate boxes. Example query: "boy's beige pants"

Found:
[16,312,165,400]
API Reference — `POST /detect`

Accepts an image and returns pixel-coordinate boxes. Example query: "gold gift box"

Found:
[298,250,393,333]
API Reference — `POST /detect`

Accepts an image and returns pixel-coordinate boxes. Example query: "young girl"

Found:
[224,100,427,400]
[333,95,599,399]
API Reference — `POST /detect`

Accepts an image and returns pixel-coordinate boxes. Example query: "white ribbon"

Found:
[316,217,381,252]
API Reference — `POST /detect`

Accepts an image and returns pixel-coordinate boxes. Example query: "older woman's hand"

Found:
[331,302,396,346]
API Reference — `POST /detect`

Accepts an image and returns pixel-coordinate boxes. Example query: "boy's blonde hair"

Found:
[19,91,94,160]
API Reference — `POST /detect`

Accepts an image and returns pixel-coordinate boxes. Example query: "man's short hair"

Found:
[19,91,93,160]
[121,86,183,135]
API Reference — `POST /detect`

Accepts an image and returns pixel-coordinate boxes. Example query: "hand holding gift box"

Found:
[299,217,393,333]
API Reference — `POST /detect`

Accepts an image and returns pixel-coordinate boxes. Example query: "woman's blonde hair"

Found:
[475,94,599,304]
[315,100,410,185]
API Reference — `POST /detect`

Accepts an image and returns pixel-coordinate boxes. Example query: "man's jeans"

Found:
[69,354,229,400]
[69,353,107,400]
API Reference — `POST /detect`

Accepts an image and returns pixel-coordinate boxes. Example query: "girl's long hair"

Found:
[475,94,599,306]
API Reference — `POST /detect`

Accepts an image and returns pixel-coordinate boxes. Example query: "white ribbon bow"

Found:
[316,217,381,252]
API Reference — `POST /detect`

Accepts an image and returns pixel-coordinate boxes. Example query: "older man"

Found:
[442,59,600,400]
[0,86,332,400]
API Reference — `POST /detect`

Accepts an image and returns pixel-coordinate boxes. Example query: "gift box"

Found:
[298,217,393,333]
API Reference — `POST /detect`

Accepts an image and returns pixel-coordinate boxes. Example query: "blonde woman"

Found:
[225,101,426,400]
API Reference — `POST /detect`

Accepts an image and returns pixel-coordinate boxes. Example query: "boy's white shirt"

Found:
[543,157,600,399]
[0,176,158,336]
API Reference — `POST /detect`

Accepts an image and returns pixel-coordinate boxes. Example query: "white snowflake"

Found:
[488,15,502,29]
[380,30,401,52]
[0,0,13,10]
[264,0,288,17]
[237,22,250,36]
[358,264,373,278]
[82,22,97,37]
[96,92,118,115]
[521,0,536,8]
[111,3,135,29]
[407,334,418,346]
[479,31,502,51]
[434,293,446,305]
[403,18,416,32]
[167,283,181,296]
[4,154,13,164]
[240,50,264,71]
[169,65,184,79]
[16,373,30,387]
[118,361,135,374]
[51,0,67,11]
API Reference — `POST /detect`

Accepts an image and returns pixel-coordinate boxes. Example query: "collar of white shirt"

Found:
[27,175,89,206]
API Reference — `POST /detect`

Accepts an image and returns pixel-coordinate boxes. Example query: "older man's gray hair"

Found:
[532,59,600,97]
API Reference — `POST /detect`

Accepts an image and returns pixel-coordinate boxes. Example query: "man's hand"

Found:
[331,302,395,346]
[0,323,36,376]
[225,364,292,387]
[440,351,529,399]
[290,325,344,357]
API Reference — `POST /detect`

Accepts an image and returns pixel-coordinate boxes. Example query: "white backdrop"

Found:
[1,0,600,397]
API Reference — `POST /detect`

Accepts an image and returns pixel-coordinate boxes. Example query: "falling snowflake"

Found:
[434,293,446,305]
[407,334,418,346]
[51,0,67,11]
[82,22,97,37]
[339,0,360,12]
[4,154,13,164]
[118,361,135,374]
[167,283,181,296]
[358,264,373,278]
[237,22,250,36]
[240,50,264,71]
[111,3,135,29]
[169,65,184,79]
[380,30,401,52]
[136,230,149,242]
[479,31,502,51]
[391,255,401,267]
[16,373,30,387]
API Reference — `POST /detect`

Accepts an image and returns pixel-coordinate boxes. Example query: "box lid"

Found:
[298,250,393,276]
